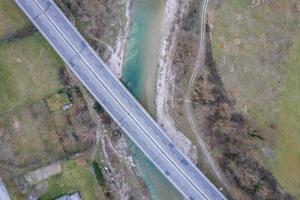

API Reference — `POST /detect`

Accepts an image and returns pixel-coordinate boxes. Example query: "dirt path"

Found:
[183,0,230,191]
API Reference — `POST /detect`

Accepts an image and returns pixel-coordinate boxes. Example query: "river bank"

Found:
[156,0,198,162]
[107,0,131,78]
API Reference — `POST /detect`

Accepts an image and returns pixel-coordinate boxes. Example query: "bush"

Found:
[92,162,104,186]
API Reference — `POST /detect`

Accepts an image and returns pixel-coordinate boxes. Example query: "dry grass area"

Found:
[60,0,126,59]
[0,101,63,175]
[46,93,71,113]
[208,0,300,198]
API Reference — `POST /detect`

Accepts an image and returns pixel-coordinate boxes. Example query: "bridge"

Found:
[14,0,227,199]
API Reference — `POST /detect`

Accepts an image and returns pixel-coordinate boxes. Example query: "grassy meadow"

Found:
[209,0,300,197]
[0,34,63,113]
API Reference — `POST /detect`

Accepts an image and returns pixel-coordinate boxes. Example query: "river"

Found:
[122,0,182,199]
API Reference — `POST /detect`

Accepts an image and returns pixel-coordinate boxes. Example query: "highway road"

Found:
[0,178,11,200]
[14,0,227,199]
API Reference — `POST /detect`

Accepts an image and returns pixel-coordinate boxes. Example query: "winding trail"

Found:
[184,0,229,190]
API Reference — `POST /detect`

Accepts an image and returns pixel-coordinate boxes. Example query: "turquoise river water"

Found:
[122,0,182,199]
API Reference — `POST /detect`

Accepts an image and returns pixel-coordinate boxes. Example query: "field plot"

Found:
[0,0,29,40]
[0,101,64,173]
[0,31,96,179]
[0,89,96,177]
[0,34,63,113]
[209,0,300,197]
[39,158,102,200]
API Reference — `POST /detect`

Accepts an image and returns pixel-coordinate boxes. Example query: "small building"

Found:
[56,192,81,200]
[0,178,11,200]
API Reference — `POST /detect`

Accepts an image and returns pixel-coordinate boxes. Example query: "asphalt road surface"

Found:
[0,178,11,200]
[14,0,227,199]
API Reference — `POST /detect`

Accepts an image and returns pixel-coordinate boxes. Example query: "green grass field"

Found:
[0,34,63,113]
[273,34,300,198]
[0,0,29,39]
[39,159,102,200]
[209,0,300,197]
